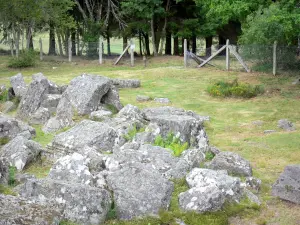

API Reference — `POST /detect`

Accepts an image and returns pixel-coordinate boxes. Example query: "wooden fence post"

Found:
[39,38,43,61]
[184,39,187,68]
[226,39,230,71]
[68,37,72,62]
[273,41,277,76]
[130,39,135,67]
[99,37,103,64]
[10,38,14,57]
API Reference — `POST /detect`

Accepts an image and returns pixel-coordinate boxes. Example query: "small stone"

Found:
[154,97,171,104]
[90,110,112,120]
[10,73,27,98]
[278,119,296,131]
[252,120,264,126]
[264,130,276,134]
[292,78,300,85]
[136,95,151,102]
[209,146,221,155]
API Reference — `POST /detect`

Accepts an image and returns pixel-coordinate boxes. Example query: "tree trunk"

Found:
[192,36,197,53]
[15,30,20,58]
[181,38,184,55]
[107,34,111,56]
[144,33,150,56]
[151,16,157,56]
[48,22,56,55]
[165,30,172,55]
[205,36,213,57]
[218,35,226,55]
[26,25,34,50]
[123,36,128,56]
[71,31,76,56]
[57,31,64,56]
[139,31,143,56]
[173,36,179,55]
[76,30,81,56]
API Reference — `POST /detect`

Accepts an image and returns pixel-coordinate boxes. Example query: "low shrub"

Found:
[7,50,37,68]
[123,124,145,141]
[0,89,8,102]
[207,79,264,98]
[154,133,189,157]
[8,166,16,186]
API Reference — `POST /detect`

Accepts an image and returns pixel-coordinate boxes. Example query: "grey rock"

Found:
[41,94,61,114]
[179,185,225,213]
[18,178,112,225]
[7,87,15,100]
[10,73,27,98]
[32,73,61,95]
[278,119,296,131]
[101,85,123,111]
[252,120,264,126]
[207,151,252,177]
[264,130,276,134]
[106,164,173,220]
[154,97,171,104]
[2,101,16,113]
[292,77,300,85]
[272,165,300,204]
[90,110,112,121]
[47,120,117,158]
[0,114,36,140]
[1,136,43,171]
[0,84,6,93]
[42,94,74,133]
[244,189,261,206]
[62,74,112,115]
[136,95,151,102]
[180,148,205,168]
[209,146,221,155]
[0,157,9,184]
[246,177,261,192]
[142,106,209,150]
[17,74,50,120]
[105,104,147,147]
[179,168,243,213]
[48,153,94,186]
[29,107,51,125]
[112,78,141,88]
[0,194,63,225]
[15,173,36,184]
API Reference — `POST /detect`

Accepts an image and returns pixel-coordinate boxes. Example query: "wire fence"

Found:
[1,37,299,74]
[186,43,300,75]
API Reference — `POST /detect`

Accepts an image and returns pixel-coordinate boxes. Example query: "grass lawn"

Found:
[0,55,300,224]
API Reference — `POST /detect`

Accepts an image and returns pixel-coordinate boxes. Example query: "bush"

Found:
[0,89,8,102]
[154,133,189,157]
[207,79,264,98]
[123,124,145,141]
[8,50,37,68]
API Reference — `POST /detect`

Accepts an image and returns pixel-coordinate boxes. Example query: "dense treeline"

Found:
[0,0,299,56]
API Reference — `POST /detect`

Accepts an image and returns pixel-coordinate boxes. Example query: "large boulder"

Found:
[10,73,27,98]
[17,74,50,120]
[0,136,43,171]
[179,168,243,213]
[61,74,112,115]
[42,95,74,133]
[40,94,61,114]
[142,107,209,150]
[0,194,63,225]
[18,178,112,225]
[0,114,36,140]
[90,109,112,121]
[272,165,300,204]
[29,107,51,125]
[46,120,117,158]
[48,153,94,186]
[106,164,173,220]
[101,85,123,111]
[0,157,9,184]
[207,151,252,177]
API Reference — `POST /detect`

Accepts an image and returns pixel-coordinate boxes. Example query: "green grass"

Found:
[0,55,300,224]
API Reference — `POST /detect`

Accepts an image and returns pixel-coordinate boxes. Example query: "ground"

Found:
[0,55,300,225]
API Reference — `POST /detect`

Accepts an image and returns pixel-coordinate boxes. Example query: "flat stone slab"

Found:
[272,165,300,204]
